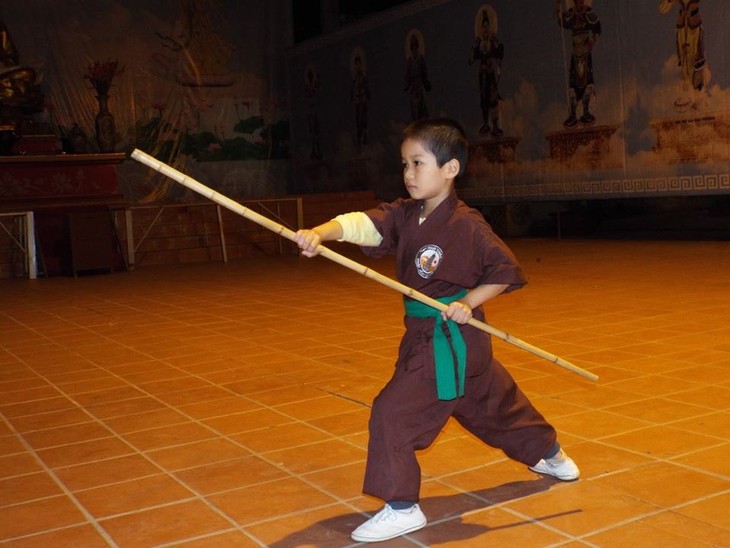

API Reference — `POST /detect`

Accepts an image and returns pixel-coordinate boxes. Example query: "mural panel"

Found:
[287,0,730,202]
[1,0,290,203]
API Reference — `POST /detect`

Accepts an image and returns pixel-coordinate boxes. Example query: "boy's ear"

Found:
[445,159,460,177]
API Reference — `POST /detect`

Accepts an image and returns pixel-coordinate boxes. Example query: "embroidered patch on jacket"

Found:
[415,244,443,279]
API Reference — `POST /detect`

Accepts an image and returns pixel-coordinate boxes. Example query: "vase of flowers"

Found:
[85,60,123,152]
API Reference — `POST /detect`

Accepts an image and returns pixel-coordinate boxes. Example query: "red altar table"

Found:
[0,153,127,276]
[0,153,126,205]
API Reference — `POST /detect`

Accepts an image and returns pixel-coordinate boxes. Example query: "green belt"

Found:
[404,289,467,401]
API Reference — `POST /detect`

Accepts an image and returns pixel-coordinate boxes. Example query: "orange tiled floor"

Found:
[1,238,729,547]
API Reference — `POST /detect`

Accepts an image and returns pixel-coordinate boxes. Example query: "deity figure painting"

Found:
[403,29,431,121]
[350,47,371,146]
[304,63,322,160]
[555,0,601,128]
[659,0,708,111]
[469,5,504,137]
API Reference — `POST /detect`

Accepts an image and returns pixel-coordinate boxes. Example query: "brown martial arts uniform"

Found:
[359,191,557,503]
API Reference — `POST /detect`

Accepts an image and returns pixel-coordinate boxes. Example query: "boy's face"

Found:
[401,138,456,205]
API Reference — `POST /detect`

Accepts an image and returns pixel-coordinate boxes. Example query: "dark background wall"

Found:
[2,0,729,240]
[286,0,730,238]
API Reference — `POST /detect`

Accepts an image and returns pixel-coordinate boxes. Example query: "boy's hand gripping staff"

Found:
[131,149,598,382]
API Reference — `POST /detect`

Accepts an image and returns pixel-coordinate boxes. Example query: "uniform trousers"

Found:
[362,354,557,502]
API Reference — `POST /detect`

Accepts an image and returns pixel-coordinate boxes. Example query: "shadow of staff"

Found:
[267,476,579,547]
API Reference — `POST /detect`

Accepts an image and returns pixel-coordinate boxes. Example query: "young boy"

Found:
[295,118,578,543]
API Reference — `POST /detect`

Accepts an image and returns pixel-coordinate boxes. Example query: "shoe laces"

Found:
[373,505,399,523]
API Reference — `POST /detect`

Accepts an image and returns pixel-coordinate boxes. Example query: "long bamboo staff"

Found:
[130,149,598,382]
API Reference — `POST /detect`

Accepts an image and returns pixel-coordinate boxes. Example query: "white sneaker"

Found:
[529,450,580,481]
[351,503,427,543]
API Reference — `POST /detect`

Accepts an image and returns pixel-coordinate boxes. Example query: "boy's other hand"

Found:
[442,301,472,324]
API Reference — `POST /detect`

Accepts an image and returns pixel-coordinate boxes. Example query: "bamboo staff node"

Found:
[130,148,599,382]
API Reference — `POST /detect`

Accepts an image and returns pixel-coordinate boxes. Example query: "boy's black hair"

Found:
[403,117,469,177]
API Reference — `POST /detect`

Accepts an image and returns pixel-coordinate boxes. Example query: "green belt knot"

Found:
[404,289,467,400]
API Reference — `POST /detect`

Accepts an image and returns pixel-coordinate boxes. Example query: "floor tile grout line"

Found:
[467,502,584,544]
[570,487,730,543]
[0,523,116,547]
[0,415,119,546]
[153,527,262,548]
[565,437,730,482]
[90,498,265,547]
[571,506,669,543]
[556,407,730,446]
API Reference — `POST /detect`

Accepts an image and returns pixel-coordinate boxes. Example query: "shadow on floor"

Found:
[267,477,573,547]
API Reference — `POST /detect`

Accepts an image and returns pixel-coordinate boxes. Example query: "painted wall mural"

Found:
[287,0,730,202]
[1,0,290,204]
[2,0,729,206]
